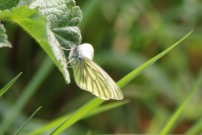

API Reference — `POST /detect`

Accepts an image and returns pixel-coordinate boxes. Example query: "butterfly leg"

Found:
[66,59,74,68]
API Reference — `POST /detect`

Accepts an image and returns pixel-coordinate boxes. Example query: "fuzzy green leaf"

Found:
[0,23,11,48]
[0,0,19,10]
[30,0,82,50]
[0,6,70,82]
[0,0,82,83]
[17,0,33,7]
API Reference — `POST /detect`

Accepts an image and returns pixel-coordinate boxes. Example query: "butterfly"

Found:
[68,43,123,100]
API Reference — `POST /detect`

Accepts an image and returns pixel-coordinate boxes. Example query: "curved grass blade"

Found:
[0,72,22,97]
[15,106,42,135]
[83,100,129,119]
[118,30,193,88]
[29,114,70,135]
[49,30,193,135]
[186,117,202,135]
[28,100,128,135]
[159,69,202,135]
[0,58,53,135]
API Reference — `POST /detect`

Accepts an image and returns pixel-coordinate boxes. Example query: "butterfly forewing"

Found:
[72,57,123,100]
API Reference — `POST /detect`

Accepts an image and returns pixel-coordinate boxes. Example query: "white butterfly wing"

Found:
[72,57,123,100]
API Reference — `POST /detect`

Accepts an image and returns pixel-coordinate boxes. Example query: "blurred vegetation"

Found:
[0,0,202,134]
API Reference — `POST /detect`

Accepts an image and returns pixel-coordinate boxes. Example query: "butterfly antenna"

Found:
[61,46,72,51]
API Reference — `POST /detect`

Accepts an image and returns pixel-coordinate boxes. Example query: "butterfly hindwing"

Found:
[72,57,123,100]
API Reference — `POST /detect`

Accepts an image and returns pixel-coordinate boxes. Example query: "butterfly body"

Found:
[68,43,123,100]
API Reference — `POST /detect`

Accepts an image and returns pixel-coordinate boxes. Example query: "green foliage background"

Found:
[0,0,202,134]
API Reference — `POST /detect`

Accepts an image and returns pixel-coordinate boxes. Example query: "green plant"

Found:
[0,0,200,134]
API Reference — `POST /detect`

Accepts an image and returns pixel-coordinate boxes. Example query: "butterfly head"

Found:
[68,43,94,62]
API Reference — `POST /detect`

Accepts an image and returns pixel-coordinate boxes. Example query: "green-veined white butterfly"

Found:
[68,43,123,100]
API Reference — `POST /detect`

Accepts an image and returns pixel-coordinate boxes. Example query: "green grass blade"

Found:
[49,31,193,135]
[0,72,22,97]
[50,98,103,134]
[83,100,129,119]
[160,70,202,135]
[29,114,70,135]
[29,100,128,135]
[15,106,42,135]
[118,30,193,88]
[0,57,54,135]
[186,117,202,135]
